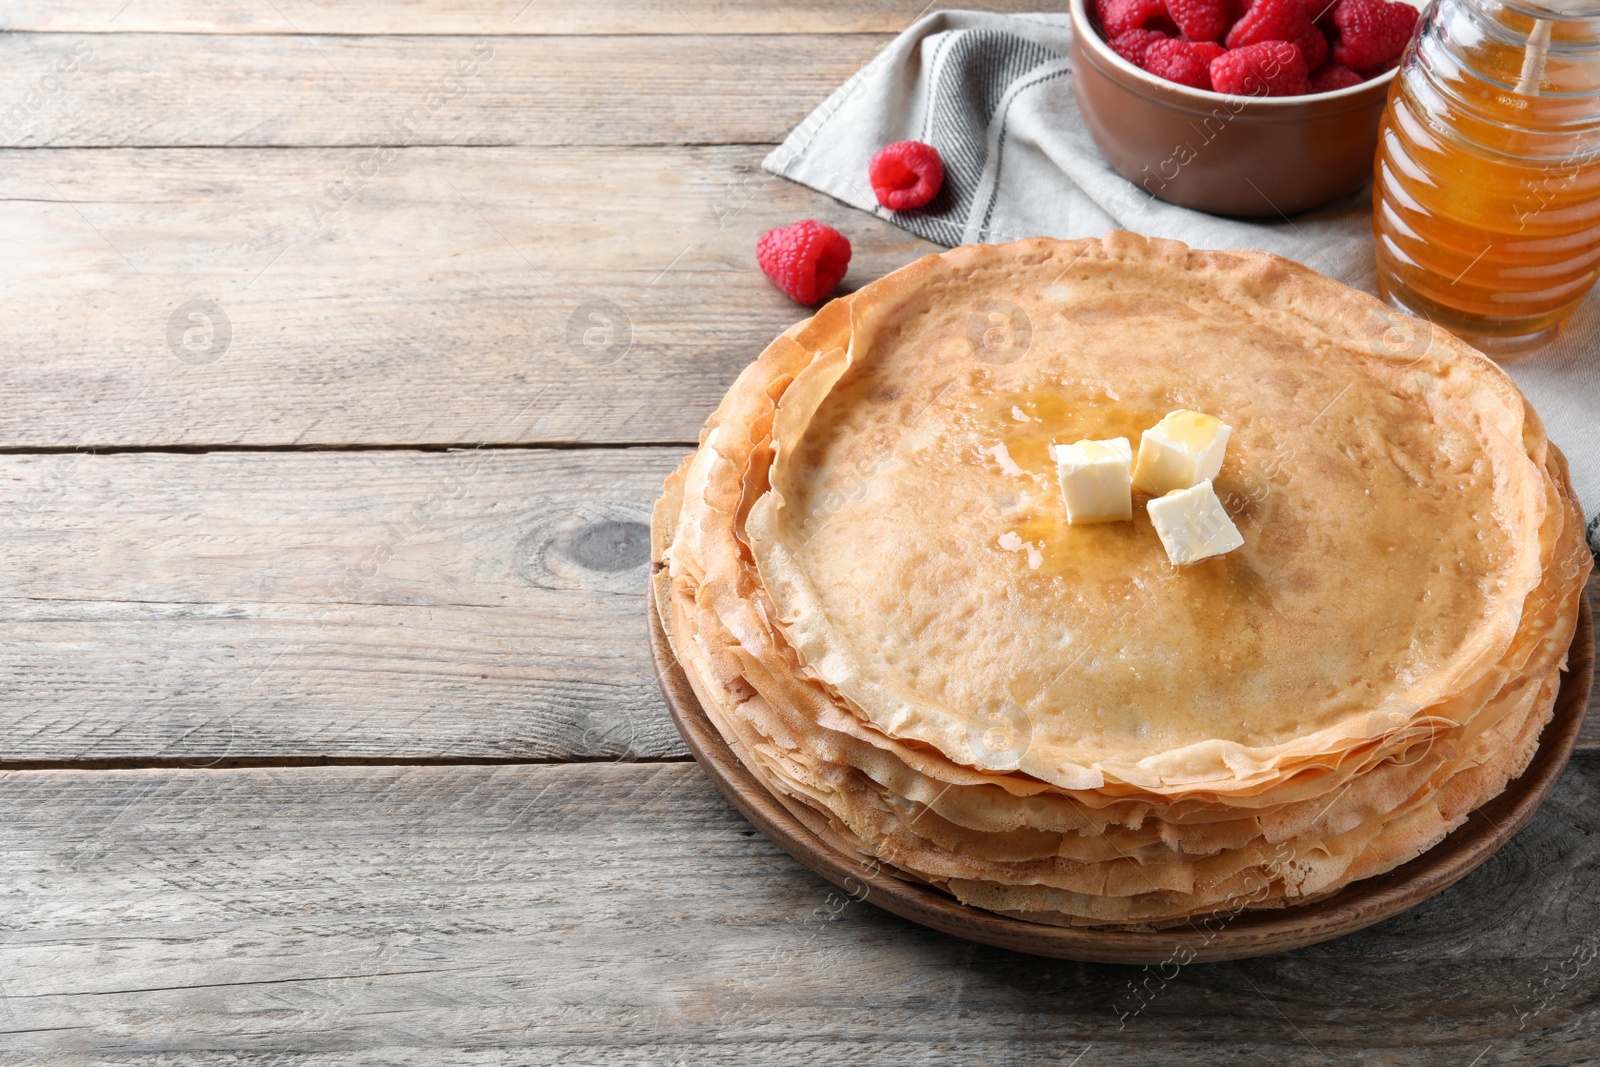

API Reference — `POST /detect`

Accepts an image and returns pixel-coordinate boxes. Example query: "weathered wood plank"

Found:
[1581,573,1599,753]
[0,145,932,449]
[0,32,881,148]
[0,759,1596,1064]
[0,447,688,762]
[5,0,1045,35]
[0,450,1592,763]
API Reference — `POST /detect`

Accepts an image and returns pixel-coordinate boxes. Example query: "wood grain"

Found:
[655,579,1594,963]
[0,447,689,763]
[0,759,1597,1064]
[5,0,1049,35]
[0,145,934,450]
[0,32,883,148]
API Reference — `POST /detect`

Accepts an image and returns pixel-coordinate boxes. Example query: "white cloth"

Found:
[765,9,1599,554]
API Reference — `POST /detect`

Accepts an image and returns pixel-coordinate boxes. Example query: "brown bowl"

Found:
[1070,0,1407,217]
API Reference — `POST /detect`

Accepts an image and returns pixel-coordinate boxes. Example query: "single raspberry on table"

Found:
[1226,0,1328,70]
[1310,63,1365,91]
[1143,39,1228,90]
[1166,0,1231,42]
[1109,28,1170,66]
[1210,40,1312,95]
[1096,0,1168,37]
[756,221,852,306]
[868,141,945,211]
[1330,0,1419,72]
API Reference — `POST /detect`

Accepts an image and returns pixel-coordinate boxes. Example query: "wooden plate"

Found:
[649,583,1593,964]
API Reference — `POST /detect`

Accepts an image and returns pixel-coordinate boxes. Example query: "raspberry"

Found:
[1295,22,1332,70]
[1109,28,1170,66]
[1096,0,1167,38]
[1209,40,1312,96]
[1310,63,1365,91]
[1166,0,1230,42]
[1329,0,1418,72]
[868,141,945,211]
[756,220,852,306]
[1224,0,1299,48]
[1143,39,1227,90]
[1225,0,1328,70]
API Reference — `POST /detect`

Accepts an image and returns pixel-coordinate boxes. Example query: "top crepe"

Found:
[744,233,1557,794]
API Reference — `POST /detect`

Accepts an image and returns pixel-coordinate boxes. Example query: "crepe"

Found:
[653,232,1592,928]
[666,546,1566,922]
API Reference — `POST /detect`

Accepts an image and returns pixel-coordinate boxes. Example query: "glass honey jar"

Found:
[1372,0,1600,353]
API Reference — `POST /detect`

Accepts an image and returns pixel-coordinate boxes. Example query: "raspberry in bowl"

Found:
[1070,0,1422,216]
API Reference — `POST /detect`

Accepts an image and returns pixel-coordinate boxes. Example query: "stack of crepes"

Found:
[651,232,1592,928]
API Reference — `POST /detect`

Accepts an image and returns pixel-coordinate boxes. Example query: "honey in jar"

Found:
[1373,0,1600,353]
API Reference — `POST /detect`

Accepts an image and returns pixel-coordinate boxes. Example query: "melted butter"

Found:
[970,387,1171,581]
[995,388,1155,472]
[1158,409,1224,449]
[1062,438,1128,464]
[1012,507,1150,582]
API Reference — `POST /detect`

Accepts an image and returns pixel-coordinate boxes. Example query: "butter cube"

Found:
[1133,410,1231,496]
[1055,437,1133,524]
[1147,480,1244,565]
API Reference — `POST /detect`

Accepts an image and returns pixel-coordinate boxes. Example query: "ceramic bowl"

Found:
[1070,0,1411,217]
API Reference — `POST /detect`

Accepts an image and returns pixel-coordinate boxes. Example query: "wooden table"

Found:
[1,3,1596,1063]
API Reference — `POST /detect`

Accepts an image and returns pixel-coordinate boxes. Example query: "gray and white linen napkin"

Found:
[764,9,1599,554]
